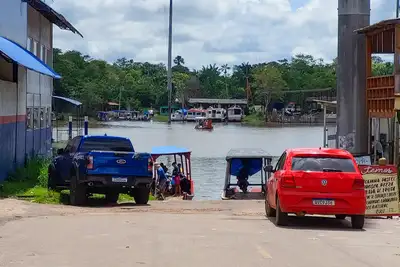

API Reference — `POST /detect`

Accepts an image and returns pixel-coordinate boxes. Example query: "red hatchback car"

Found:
[265,148,366,229]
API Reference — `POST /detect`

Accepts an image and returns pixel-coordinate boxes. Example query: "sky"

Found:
[49,0,395,69]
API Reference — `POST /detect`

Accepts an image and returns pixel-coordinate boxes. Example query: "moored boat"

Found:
[206,107,226,122]
[227,105,244,122]
[187,108,207,121]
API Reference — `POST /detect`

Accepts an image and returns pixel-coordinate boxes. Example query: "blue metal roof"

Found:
[53,96,82,106]
[151,146,191,155]
[0,36,61,79]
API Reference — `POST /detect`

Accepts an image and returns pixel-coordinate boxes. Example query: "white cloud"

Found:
[50,0,393,68]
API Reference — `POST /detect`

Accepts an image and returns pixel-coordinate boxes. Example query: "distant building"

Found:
[0,0,82,181]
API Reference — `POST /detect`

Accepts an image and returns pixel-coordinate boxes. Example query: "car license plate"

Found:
[312,199,335,206]
[112,177,128,183]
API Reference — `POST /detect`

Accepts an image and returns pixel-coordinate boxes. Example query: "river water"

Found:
[61,121,324,199]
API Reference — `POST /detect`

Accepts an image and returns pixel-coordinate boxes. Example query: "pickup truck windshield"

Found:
[291,156,356,172]
[80,137,134,152]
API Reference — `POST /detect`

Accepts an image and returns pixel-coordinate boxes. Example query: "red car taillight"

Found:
[352,178,365,190]
[281,174,296,188]
[86,155,94,169]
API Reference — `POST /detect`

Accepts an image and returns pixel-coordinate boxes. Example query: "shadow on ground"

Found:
[58,192,150,208]
[266,215,369,232]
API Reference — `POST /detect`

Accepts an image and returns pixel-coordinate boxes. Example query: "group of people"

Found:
[153,161,192,199]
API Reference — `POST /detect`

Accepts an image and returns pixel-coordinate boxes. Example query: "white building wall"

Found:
[0,0,28,117]
[0,0,27,46]
[26,6,54,130]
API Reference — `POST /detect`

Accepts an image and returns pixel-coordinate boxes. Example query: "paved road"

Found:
[0,200,399,267]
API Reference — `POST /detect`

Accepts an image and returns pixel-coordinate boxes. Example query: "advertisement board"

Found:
[359,165,400,216]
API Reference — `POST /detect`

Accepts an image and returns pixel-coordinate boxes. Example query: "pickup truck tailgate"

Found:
[87,151,151,177]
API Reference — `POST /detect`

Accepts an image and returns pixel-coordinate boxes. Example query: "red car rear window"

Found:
[291,156,356,172]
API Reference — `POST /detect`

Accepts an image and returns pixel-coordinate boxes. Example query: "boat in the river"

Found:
[221,148,273,200]
[151,146,194,200]
[206,107,226,122]
[187,108,207,121]
[227,105,244,122]
[194,117,213,130]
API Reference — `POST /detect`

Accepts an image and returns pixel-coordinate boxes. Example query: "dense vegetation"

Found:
[53,48,393,115]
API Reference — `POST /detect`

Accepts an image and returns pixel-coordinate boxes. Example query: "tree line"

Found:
[53,48,393,115]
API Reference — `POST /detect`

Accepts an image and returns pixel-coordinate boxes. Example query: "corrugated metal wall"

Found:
[0,1,53,181]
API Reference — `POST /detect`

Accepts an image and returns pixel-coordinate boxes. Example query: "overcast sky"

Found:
[50,0,394,68]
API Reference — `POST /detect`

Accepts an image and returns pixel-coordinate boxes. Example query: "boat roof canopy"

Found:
[226,148,272,160]
[151,146,191,156]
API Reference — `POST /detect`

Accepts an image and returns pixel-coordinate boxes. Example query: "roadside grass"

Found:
[242,113,266,127]
[153,115,169,122]
[0,157,155,204]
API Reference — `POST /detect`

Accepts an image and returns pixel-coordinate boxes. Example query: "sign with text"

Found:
[359,165,400,216]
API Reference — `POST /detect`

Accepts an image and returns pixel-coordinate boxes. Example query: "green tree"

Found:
[252,65,288,120]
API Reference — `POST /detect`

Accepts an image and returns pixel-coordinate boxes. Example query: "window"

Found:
[40,108,45,128]
[80,138,134,152]
[26,108,33,130]
[40,45,46,62]
[46,48,52,66]
[46,107,51,127]
[291,156,356,173]
[274,152,287,171]
[234,109,242,115]
[33,108,39,129]
[33,41,38,57]
[27,38,32,51]
[72,137,82,152]
[64,138,75,153]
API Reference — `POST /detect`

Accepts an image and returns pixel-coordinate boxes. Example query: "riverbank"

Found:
[242,114,335,127]
[0,157,155,205]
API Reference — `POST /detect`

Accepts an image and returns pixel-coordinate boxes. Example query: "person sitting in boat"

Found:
[237,159,250,193]
[180,175,191,195]
[198,119,204,128]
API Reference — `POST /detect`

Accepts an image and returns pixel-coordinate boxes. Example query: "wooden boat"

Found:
[151,146,194,200]
[194,117,213,130]
[221,148,274,200]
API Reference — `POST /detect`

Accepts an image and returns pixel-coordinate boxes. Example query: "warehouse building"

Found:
[0,0,82,181]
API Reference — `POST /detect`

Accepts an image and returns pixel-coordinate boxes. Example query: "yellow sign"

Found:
[359,165,400,216]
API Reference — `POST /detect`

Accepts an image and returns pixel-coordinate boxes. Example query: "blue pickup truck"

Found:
[48,135,153,206]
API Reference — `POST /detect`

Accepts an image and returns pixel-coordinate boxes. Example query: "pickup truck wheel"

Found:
[275,196,288,226]
[133,188,150,205]
[265,191,276,217]
[105,191,119,204]
[69,175,87,206]
[351,215,365,230]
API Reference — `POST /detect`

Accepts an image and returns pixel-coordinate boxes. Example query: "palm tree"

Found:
[221,64,230,98]
[173,55,185,66]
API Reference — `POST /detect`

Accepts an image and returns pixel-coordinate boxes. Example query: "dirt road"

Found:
[0,199,399,267]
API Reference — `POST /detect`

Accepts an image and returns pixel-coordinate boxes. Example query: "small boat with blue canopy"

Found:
[221,148,273,200]
[151,146,194,199]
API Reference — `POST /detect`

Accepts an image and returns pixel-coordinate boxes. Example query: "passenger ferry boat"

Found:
[206,107,226,122]
[186,108,207,121]
[227,106,244,122]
